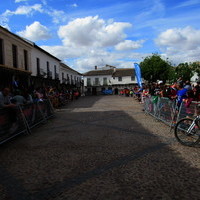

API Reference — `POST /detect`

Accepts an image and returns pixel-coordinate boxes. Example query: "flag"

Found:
[134,63,142,88]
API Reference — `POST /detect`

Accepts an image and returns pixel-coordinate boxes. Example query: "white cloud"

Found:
[39,16,147,72]
[115,40,145,51]
[175,0,200,8]
[17,21,51,42]
[15,0,28,3]
[40,45,86,60]
[2,4,43,16]
[156,26,200,64]
[156,26,200,50]
[45,9,67,24]
[1,3,66,25]
[71,3,78,8]
[58,16,132,48]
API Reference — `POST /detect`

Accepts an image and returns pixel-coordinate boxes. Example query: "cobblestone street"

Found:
[1,95,200,200]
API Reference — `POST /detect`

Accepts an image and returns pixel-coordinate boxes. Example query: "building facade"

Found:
[0,26,32,89]
[30,44,61,88]
[0,25,82,91]
[60,63,83,91]
[83,65,136,95]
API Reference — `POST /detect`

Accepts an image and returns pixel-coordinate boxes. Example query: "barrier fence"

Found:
[0,99,54,145]
[144,96,200,128]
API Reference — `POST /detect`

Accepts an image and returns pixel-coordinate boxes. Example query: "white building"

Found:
[83,65,136,95]
[0,25,32,88]
[60,63,82,89]
[0,25,83,90]
[30,44,61,87]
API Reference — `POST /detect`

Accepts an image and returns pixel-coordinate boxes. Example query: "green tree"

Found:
[175,63,194,81]
[190,62,200,76]
[140,53,172,83]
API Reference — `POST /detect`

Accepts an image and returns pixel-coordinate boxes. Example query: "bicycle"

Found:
[174,115,200,146]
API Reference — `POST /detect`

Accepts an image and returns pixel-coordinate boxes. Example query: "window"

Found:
[95,78,99,85]
[54,65,57,78]
[36,58,40,75]
[47,61,49,73]
[87,78,91,86]
[131,75,135,81]
[24,50,28,70]
[12,44,18,68]
[118,77,122,82]
[62,72,64,79]
[103,77,107,85]
[0,38,4,65]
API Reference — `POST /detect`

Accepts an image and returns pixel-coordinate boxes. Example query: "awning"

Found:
[0,64,32,75]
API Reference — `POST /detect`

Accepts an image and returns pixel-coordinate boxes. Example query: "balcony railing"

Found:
[38,68,46,77]
[62,78,67,83]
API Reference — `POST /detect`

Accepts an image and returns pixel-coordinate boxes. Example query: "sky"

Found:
[1,0,200,72]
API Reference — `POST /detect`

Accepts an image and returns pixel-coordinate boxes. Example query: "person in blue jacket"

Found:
[177,83,188,107]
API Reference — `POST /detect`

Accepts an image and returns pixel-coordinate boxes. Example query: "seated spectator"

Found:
[23,89,33,104]
[11,90,26,105]
[34,88,44,102]
[0,88,15,108]
[0,88,18,133]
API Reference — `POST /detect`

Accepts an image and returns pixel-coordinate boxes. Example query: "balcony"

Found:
[62,78,67,83]
[38,68,46,77]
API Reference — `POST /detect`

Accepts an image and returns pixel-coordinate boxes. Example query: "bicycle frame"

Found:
[186,115,200,135]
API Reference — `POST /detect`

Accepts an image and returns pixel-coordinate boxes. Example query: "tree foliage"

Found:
[140,54,172,83]
[190,62,200,76]
[174,63,193,82]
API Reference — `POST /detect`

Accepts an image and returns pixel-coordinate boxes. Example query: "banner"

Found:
[134,63,142,88]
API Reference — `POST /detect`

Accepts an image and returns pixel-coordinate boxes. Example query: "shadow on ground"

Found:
[0,99,200,199]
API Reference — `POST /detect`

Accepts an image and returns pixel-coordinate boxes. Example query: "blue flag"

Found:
[134,63,142,88]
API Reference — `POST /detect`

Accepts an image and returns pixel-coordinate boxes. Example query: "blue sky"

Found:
[1,0,200,72]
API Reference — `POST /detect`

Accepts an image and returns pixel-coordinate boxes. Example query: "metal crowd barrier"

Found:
[144,96,200,128]
[0,99,54,145]
[177,101,200,121]
[144,96,178,126]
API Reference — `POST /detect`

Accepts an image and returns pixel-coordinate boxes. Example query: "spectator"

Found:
[0,88,18,133]
[11,90,26,105]
[184,80,192,90]
[176,83,188,107]
[194,82,200,101]
[0,88,15,108]
[23,89,33,104]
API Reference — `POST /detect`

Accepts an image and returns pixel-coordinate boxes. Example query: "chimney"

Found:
[95,66,97,70]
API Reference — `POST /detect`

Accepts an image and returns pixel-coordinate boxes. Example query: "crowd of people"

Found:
[0,85,81,109]
[132,79,200,108]
[0,84,81,134]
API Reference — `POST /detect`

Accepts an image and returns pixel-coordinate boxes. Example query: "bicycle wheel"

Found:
[174,118,200,146]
